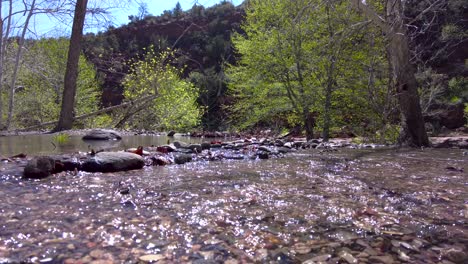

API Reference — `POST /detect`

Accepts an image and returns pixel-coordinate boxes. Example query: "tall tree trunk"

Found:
[323,77,333,142]
[0,1,4,129]
[303,108,315,141]
[6,0,36,130]
[350,0,429,147]
[386,1,429,147]
[54,0,88,132]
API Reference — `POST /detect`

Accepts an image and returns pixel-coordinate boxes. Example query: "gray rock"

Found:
[82,129,122,140]
[24,156,56,178]
[275,139,285,146]
[174,154,192,165]
[81,152,145,172]
[277,147,293,154]
[201,142,211,150]
[173,141,189,149]
[293,141,306,148]
[188,144,202,153]
[258,146,271,152]
[338,250,358,264]
[257,152,269,160]
[308,139,321,144]
[167,130,176,137]
[444,248,468,264]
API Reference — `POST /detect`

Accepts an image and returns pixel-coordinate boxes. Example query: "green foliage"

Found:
[448,77,468,102]
[122,47,202,131]
[13,38,101,128]
[228,0,393,139]
[52,133,70,145]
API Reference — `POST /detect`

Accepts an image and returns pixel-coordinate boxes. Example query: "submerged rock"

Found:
[81,152,145,172]
[174,154,192,165]
[82,129,122,140]
[23,156,56,179]
[257,152,269,160]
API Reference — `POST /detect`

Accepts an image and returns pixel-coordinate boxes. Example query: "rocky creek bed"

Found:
[0,136,467,263]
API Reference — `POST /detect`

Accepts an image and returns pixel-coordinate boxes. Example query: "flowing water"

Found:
[0,144,467,263]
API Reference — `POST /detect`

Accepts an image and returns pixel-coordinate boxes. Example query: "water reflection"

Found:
[0,134,209,156]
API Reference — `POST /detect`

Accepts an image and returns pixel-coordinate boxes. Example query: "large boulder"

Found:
[24,156,56,179]
[81,152,145,172]
[424,103,466,130]
[82,129,122,140]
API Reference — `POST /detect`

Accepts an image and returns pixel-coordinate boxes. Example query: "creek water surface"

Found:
[0,146,467,263]
[0,134,209,157]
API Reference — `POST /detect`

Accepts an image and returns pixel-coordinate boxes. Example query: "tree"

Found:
[54,0,88,131]
[0,0,13,129]
[350,0,430,147]
[119,48,202,131]
[228,0,360,140]
[173,2,183,17]
[14,38,100,128]
[5,0,36,129]
[228,0,324,140]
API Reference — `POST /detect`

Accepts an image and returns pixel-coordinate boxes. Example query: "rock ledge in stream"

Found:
[82,129,122,140]
[23,156,56,179]
[81,152,145,172]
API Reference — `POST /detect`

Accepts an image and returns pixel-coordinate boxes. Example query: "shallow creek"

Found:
[0,148,467,263]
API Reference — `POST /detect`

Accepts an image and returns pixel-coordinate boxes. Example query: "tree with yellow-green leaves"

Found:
[228,0,366,140]
[118,48,202,131]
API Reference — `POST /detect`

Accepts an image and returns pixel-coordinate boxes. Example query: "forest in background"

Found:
[0,0,466,144]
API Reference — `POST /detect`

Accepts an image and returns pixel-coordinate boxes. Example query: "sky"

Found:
[25,0,243,37]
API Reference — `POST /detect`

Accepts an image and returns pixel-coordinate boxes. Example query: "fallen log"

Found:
[16,94,158,131]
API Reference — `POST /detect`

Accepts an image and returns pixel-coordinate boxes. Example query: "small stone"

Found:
[200,251,215,260]
[139,254,165,263]
[66,244,75,250]
[303,254,331,263]
[339,250,358,264]
[89,249,105,259]
[224,258,239,264]
[369,255,394,264]
[356,252,369,258]
[444,248,468,264]
[291,242,312,254]
[363,247,379,256]
[90,260,113,264]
